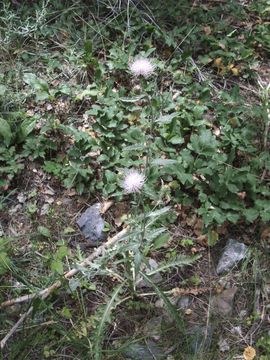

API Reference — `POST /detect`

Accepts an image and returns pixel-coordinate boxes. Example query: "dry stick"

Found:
[0,306,34,350]
[0,227,129,349]
[1,200,116,309]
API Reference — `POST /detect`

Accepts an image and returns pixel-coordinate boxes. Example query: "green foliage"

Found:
[1,1,270,357]
[256,334,270,357]
[0,0,269,226]
[0,237,11,275]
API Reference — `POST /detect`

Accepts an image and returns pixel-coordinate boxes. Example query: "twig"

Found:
[0,306,33,350]
[0,228,128,349]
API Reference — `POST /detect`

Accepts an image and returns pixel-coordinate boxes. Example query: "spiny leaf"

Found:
[147,254,201,276]
[146,206,171,218]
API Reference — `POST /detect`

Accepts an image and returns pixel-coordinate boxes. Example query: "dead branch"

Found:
[0,228,128,349]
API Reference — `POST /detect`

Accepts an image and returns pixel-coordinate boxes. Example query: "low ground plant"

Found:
[0,0,270,358]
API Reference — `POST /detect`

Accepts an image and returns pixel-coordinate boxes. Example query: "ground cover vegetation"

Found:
[0,0,270,359]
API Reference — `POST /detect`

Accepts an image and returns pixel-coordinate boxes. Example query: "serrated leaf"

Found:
[148,254,200,275]
[51,259,63,274]
[146,206,171,218]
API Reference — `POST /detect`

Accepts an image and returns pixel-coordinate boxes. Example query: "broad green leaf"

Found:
[17,117,37,142]
[155,112,178,124]
[38,226,51,238]
[243,208,259,222]
[0,85,6,95]
[207,229,219,246]
[153,233,171,249]
[23,73,49,92]
[0,251,11,275]
[151,158,178,166]
[0,118,12,146]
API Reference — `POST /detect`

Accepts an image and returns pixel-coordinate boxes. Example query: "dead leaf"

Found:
[194,218,203,236]
[218,42,226,50]
[100,201,114,214]
[237,191,246,200]
[203,26,211,35]
[196,234,208,246]
[214,57,222,66]
[243,346,256,360]
[171,287,210,297]
[260,225,270,241]
[213,126,221,137]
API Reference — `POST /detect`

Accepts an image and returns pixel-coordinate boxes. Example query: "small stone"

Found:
[76,203,107,245]
[211,288,237,317]
[177,296,191,310]
[185,308,192,315]
[231,326,242,336]
[218,338,230,352]
[40,203,50,216]
[216,239,248,274]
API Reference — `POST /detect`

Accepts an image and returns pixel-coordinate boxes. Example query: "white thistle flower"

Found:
[129,58,155,78]
[122,170,146,194]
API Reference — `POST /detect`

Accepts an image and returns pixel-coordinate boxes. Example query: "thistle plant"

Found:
[121,56,164,293]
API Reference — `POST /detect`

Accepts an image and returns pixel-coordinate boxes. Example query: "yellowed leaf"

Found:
[214,57,222,66]
[231,67,239,76]
[243,346,256,360]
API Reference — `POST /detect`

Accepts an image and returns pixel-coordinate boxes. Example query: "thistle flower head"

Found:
[122,170,146,194]
[129,58,155,78]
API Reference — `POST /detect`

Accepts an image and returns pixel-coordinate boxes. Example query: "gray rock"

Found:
[211,288,237,317]
[177,296,191,310]
[216,239,248,275]
[218,338,230,352]
[136,258,162,288]
[123,340,166,360]
[76,203,107,245]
